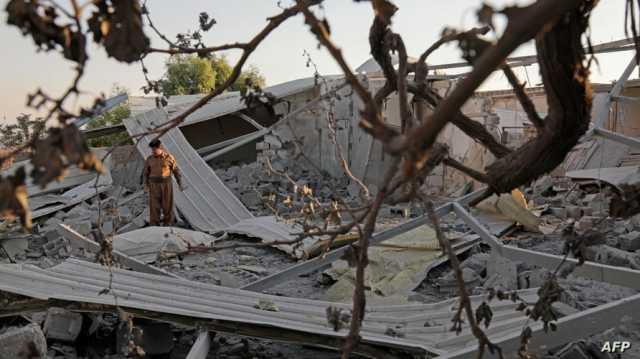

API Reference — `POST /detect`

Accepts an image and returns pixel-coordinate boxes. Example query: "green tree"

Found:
[86,85,132,147]
[0,114,46,149]
[233,64,266,93]
[86,105,132,147]
[160,55,216,96]
[159,55,266,97]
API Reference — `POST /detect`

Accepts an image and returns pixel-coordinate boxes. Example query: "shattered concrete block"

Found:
[44,217,63,228]
[565,206,582,220]
[256,142,269,151]
[585,245,640,269]
[438,268,481,295]
[238,255,257,265]
[534,176,553,194]
[576,216,599,232]
[240,192,262,207]
[237,265,269,275]
[43,308,83,342]
[619,231,640,251]
[43,237,68,257]
[486,252,517,291]
[550,207,567,218]
[460,253,489,275]
[0,324,47,359]
[45,229,61,242]
[264,134,282,149]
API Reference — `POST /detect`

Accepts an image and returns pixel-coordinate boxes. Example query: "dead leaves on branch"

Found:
[30,125,104,188]
[6,0,86,64]
[88,0,150,63]
[5,0,149,65]
[0,167,31,230]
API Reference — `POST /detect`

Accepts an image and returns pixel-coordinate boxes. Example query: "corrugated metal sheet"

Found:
[31,167,112,219]
[2,148,109,197]
[0,259,540,356]
[123,109,312,257]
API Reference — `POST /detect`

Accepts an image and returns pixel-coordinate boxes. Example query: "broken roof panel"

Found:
[131,76,344,128]
[2,148,108,197]
[0,258,542,357]
[124,108,253,231]
[123,109,310,257]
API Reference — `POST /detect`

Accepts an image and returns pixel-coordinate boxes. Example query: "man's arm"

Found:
[169,155,184,189]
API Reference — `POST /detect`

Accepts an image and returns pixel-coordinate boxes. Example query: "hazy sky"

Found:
[0,0,634,123]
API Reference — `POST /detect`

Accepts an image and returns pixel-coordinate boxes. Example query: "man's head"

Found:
[149,139,163,156]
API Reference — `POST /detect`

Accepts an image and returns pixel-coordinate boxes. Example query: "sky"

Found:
[0,0,634,123]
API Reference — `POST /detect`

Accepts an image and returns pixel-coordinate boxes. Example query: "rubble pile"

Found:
[516,175,640,270]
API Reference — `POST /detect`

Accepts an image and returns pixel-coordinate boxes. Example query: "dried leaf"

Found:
[371,0,398,25]
[103,0,150,63]
[6,0,87,63]
[475,301,493,328]
[0,167,31,230]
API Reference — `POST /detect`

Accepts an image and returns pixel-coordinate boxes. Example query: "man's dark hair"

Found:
[149,139,162,148]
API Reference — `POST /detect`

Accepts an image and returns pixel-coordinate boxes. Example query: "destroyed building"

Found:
[3,39,640,359]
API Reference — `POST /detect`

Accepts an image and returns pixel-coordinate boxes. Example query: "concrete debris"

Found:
[0,324,47,359]
[485,251,518,291]
[113,226,220,263]
[43,308,83,342]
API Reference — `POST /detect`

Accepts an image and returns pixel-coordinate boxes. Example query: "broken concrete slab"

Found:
[59,224,181,278]
[113,226,219,263]
[43,307,83,342]
[0,324,47,359]
[619,231,640,251]
[485,252,518,291]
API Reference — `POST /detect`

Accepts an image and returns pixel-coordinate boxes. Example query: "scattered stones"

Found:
[0,324,47,359]
[485,252,518,291]
[619,231,640,251]
[43,308,83,342]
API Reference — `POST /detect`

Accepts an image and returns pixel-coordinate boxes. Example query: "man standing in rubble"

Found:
[143,139,185,226]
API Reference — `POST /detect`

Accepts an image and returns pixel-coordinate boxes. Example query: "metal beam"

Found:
[73,93,128,128]
[502,245,640,290]
[202,81,350,163]
[612,95,640,106]
[593,127,640,149]
[196,131,261,156]
[238,113,265,130]
[430,38,636,71]
[440,292,640,359]
[202,129,268,162]
[593,54,637,129]
[451,203,503,253]
[82,124,127,139]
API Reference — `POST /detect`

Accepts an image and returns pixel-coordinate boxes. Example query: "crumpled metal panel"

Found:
[123,109,309,257]
[0,259,540,356]
[124,109,252,231]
